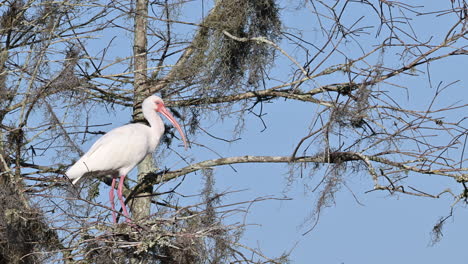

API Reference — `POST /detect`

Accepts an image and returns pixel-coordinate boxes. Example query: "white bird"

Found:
[66,95,187,223]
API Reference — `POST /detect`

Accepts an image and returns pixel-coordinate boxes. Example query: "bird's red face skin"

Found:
[154,99,163,112]
[154,99,188,150]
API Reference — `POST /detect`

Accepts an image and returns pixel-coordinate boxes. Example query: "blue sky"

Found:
[185,101,467,264]
[175,1,467,263]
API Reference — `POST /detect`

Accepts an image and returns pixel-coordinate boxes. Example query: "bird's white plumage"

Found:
[65,95,187,223]
[66,123,162,184]
[66,95,166,183]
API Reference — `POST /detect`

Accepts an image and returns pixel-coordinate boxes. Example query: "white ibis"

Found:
[66,95,187,223]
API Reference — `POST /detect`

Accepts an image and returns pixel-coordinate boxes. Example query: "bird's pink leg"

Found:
[117,174,131,222]
[109,177,117,223]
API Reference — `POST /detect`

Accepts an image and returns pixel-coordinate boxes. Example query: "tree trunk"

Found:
[130,0,152,221]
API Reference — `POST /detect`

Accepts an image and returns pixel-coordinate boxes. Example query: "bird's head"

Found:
[143,95,188,150]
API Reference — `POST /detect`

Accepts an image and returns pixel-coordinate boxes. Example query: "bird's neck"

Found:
[144,108,165,136]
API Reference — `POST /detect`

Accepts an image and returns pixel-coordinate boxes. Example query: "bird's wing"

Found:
[85,128,124,158]
[81,124,150,172]
[66,123,151,183]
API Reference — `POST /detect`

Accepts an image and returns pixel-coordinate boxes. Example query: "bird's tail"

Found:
[66,160,89,185]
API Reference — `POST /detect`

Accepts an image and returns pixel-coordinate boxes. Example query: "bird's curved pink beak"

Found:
[157,105,188,150]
